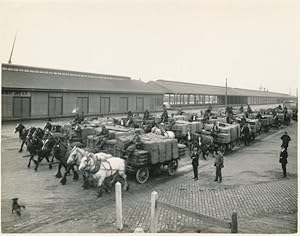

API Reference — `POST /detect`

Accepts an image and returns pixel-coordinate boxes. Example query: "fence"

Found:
[150,191,238,233]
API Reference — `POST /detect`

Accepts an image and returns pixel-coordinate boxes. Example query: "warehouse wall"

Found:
[2,95,13,118]
[31,92,48,117]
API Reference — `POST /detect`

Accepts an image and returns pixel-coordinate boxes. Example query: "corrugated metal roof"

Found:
[1,64,164,94]
[149,80,290,98]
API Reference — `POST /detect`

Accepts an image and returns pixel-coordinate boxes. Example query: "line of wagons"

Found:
[14,106,291,188]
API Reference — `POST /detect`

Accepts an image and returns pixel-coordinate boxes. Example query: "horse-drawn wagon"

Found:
[114,133,181,184]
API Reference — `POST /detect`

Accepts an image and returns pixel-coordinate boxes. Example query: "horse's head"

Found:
[78,154,93,172]
[42,136,56,151]
[15,123,25,133]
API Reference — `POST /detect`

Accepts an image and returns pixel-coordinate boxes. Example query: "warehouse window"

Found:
[120,97,128,113]
[189,95,195,104]
[169,94,175,105]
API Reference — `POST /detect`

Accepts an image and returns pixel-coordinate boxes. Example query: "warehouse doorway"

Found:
[136,97,144,113]
[100,97,110,114]
[77,97,88,114]
[49,97,62,116]
[120,97,128,113]
[13,97,30,118]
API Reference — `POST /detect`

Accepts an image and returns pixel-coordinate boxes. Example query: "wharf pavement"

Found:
[19,121,297,234]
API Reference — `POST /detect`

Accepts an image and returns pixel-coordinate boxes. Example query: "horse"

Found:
[33,135,58,171]
[26,136,44,169]
[79,154,128,197]
[65,147,111,187]
[52,141,79,184]
[14,124,29,152]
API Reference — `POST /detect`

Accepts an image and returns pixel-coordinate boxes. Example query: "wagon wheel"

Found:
[167,159,178,176]
[136,167,150,184]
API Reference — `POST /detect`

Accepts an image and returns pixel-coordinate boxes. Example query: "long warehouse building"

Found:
[1,63,293,121]
[148,80,292,108]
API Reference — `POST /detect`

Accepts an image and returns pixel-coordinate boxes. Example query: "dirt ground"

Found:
[1,116,297,233]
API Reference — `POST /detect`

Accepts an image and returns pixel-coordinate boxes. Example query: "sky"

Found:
[0,0,299,95]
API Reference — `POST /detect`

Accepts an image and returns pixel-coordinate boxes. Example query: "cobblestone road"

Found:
[1,120,297,233]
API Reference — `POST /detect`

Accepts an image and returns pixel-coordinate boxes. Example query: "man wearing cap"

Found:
[214,148,224,183]
[280,131,291,150]
[191,147,200,181]
[279,147,288,178]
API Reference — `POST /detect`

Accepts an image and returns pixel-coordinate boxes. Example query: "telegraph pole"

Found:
[225,78,228,106]
[8,33,17,64]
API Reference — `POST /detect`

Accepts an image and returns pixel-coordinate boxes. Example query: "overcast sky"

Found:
[0,0,299,95]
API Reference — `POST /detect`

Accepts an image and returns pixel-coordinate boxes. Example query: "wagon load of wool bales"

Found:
[115,133,179,165]
[172,120,203,137]
[217,122,240,142]
[246,119,260,133]
[260,115,273,126]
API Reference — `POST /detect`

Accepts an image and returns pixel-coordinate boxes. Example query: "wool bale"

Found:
[219,127,230,134]
[188,122,197,133]
[174,115,186,121]
[216,133,230,143]
[81,127,96,145]
[171,139,179,159]
[193,121,203,133]
[158,142,165,163]
[165,141,173,161]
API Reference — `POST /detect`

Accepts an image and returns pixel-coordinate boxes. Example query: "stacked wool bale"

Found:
[178,144,186,158]
[81,127,96,145]
[115,133,179,165]
[128,150,149,166]
[261,115,273,126]
[246,119,260,133]
[173,115,187,121]
[172,120,203,137]
[87,135,100,149]
[172,121,189,137]
[218,122,240,143]
[102,139,117,155]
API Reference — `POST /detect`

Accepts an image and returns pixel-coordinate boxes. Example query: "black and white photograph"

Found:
[0,0,298,233]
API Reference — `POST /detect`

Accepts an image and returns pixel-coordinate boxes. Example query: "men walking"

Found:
[280,131,291,149]
[214,148,224,183]
[279,147,288,178]
[191,147,199,181]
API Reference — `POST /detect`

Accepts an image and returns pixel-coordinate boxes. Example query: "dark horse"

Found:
[26,128,53,171]
[52,141,79,184]
[14,124,29,152]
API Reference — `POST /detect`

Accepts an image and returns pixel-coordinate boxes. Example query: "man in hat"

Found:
[191,147,200,181]
[279,147,288,178]
[96,125,110,150]
[280,131,291,150]
[214,148,224,183]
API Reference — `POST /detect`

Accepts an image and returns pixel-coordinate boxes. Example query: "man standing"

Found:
[279,147,288,178]
[161,106,169,123]
[191,147,199,181]
[214,149,224,183]
[280,131,291,149]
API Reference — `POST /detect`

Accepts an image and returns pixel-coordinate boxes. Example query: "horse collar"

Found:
[91,161,101,174]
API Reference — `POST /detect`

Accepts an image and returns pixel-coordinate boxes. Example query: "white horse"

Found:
[65,146,112,188]
[79,154,128,197]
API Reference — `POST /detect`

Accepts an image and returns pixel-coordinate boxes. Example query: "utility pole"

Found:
[8,33,17,64]
[225,78,228,106]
